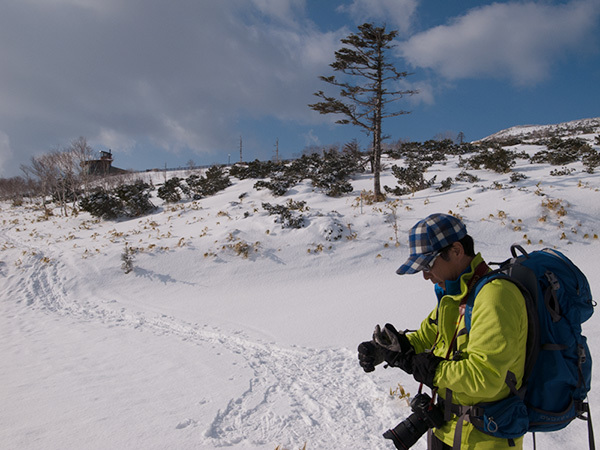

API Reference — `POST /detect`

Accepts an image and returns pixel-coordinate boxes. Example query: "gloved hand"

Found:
[372,323,416,373]
[373,323,413,354]
[357,324,416,373]
[411,352,444,389]
[357,340,387,373]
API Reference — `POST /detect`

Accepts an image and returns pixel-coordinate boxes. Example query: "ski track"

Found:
[2,232,402,449]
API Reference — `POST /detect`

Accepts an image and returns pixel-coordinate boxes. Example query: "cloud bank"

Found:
[0,0,343,175]
[399,0,600,85]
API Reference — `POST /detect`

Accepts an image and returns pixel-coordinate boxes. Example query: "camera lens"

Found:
[383,412,430,449]
[383,393,446,449]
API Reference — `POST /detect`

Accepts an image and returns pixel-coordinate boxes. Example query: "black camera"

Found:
[383,393,446,449]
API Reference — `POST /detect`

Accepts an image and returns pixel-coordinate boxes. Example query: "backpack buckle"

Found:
[545,271,560,291]
[579,345,587,364]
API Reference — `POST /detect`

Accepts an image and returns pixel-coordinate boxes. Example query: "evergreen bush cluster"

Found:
[79,180,156,219]
[530,138,600,173]
[455,171,480,183]
[229,160,281,180]
[156,166,232,203]
[253,150,364,197]
[262,199,308,229]
[531,138,591,165]
[309,149,363,197]
[459,145,523,174]
[387,139,475,162]
[384,163,437,196]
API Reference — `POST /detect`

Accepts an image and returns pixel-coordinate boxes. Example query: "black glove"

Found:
[357,340,387,373]
[412,352,444,389]
[372,323,415,373]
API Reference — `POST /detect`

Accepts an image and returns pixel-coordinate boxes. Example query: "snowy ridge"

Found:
[479,117,600,142]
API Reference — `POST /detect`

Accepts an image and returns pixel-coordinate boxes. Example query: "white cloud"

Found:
[303,129,321,146]
[399,0,600,85]
[0,131,12,177]
[0,0,347,175]
[250,0,306,25]
[338,0,418,34]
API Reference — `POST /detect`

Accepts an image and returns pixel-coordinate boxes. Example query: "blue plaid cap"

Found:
[396,213,467,275]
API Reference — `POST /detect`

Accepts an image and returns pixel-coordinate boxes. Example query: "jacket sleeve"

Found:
[433,279,528,403]
[406,307,439,354]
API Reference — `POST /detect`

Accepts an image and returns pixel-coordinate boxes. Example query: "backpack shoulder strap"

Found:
[464,264,540,384]
[463,272,508,332]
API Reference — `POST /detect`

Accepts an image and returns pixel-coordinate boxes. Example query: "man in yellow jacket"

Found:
[358,213,528,449]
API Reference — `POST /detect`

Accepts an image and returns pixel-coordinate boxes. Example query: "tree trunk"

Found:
[373,33,385,201]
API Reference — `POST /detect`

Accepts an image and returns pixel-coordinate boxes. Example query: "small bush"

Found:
[384,163,436,196]
[582,148,600,173]
[455,171,480,183]
[459,145,519,173]
[79,190,122,219]
[308,149,364,197]
[510,172,528,183]
[438,177,453,192]
[201,165,232,196]
[531,137,592,165]
[79,180,156,219]
[254,177,297,196]
[121,244,135,274]
[114,181,156,217]
[229,159,281,179]
[157,177,183,203]
[262,199,308,229]
[550,167,576,176]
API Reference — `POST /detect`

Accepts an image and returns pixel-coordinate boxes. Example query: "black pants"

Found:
[428,430,452,450]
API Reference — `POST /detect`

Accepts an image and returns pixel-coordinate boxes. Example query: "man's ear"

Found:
[452,241,465,258]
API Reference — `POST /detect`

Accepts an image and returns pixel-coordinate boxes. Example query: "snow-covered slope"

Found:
[480,117,600,143]
[1,123,599,449]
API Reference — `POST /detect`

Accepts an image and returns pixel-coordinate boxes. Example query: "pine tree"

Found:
[309,23,417,201]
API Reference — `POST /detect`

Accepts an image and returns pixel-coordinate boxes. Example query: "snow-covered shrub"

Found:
[384,163,436,196]
[438,177,453,192]
[184,174,203,200]
[581,148,600,174]
[229,160,280,180]
[121,244,135,274]
[455,171,480,183]
[321,219,345,241]
[531,138,591,165]
[157,177,183,203]
[309,149,363,197]
[254,177,297,196]
[79,180,155,219]
[459,145,520,174]
[79,190,122,220]
[114,181,156,217]
[510,172,528,183]
[262,199,307,229]
[180,166,232,199]
[252,150,364,197]
[550,167,576,176]
[200,165,232,196]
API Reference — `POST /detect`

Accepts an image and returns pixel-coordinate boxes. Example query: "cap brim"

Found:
[396,252,436,275]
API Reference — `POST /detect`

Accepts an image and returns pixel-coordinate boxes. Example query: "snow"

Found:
[1,134,600,449]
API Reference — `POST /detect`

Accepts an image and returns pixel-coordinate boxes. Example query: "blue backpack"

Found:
[457,245,595,448]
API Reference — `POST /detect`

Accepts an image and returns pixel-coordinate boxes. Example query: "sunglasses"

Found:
[424,251,442,271]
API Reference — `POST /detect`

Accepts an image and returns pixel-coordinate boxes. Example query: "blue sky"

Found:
[0,0,598,176]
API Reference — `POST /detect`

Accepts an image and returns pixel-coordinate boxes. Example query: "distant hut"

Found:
[82,150,128,176]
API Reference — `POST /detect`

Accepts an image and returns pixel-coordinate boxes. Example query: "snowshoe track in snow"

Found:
[3,234,402,449]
